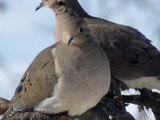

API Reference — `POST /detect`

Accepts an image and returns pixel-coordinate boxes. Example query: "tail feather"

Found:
[2,106,17,119]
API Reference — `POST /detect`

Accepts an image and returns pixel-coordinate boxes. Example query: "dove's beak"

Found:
[68,35,75,46]
[35,3,44,11]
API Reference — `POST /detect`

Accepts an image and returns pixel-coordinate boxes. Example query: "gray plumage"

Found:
[38,0,160,90]
[3,3,110,118]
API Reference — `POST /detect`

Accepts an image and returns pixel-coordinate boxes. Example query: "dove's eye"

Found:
[80,27,84,32]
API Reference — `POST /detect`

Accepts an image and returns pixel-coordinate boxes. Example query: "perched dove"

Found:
[36,0,160,90]
[3,3,110,119]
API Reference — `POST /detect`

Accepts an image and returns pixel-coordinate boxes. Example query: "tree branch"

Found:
[122,89,160,112]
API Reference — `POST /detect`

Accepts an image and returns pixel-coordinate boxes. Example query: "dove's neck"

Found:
[54,0,92,42]
[66,0,91,18]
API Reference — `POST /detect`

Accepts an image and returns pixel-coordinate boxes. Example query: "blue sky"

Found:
[0,0,159,119]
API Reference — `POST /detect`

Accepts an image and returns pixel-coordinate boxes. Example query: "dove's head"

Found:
[36,0,59,11]
[62,18,92,46]
[35,0,76,11]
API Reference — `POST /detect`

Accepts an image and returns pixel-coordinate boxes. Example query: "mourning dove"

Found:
[36,0,160,90]
[3,3,110,119]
